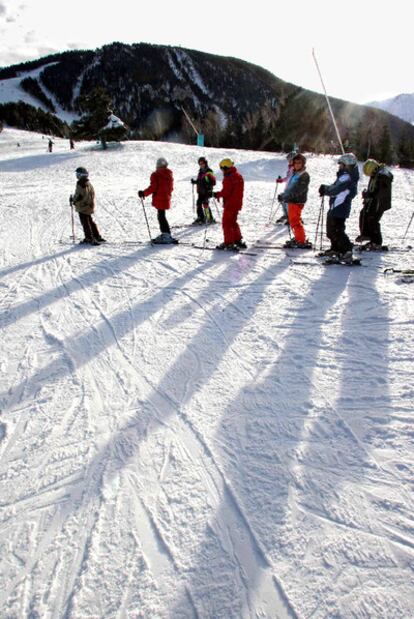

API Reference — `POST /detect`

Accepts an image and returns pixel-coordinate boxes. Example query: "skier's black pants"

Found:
[359,206,384,245]
[326,212,352,254]
[79,212,101,240]
[196,196,213,222]
[157,209,171,234]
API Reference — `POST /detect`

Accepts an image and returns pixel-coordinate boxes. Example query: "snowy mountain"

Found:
[1,127,414,618]
[368,93,414,124]
[1,42,414,165]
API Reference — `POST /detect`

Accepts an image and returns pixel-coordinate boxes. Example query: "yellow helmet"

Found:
[219,158,234,170]
[363,159,379,177]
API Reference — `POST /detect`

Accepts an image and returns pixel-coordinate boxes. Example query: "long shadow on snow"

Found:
[0,246,77,281]
[0,151,80,173]
[290,267,412,616]
[0,250,291,613]
[0,244,160,328]
[169,265,354,618]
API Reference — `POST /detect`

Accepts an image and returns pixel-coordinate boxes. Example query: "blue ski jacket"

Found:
[325,165,359,219]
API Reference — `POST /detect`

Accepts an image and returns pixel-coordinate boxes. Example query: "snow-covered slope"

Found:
[0,128,413,618]
[0,65,79,124]
[368,93,414,124]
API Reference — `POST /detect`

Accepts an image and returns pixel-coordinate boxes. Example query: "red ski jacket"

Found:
[215,166,244,211]
[143,167,174,210]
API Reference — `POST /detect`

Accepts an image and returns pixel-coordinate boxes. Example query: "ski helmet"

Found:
[337,153,357,166]
[363,159,380,176]
[156,157,168,168]
[286,150,298,161]
[292,153,306,166]
[76,166,88,179]
[219,158,234,169]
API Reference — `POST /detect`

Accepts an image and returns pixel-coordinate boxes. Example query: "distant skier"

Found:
[319,153,359,263]
[72,167,106,245]
[355,159,393,249]
[275,151,297,224]
[278,153,311,248]
[190,157,216,224]
[213,158,246,249]
[48,138,54,153]
[69,138,75,150]
[138,157,177,244]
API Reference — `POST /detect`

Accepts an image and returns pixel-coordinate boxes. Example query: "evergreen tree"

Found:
[71,87,113,140]
[378,124,393,164]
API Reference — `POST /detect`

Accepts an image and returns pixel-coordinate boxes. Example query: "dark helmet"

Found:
[76,166,88,179]
[292,153,306,166]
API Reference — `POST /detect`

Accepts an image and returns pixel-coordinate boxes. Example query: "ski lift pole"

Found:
[402,210,414,242]
[312,48,345,155]
[139,196,153,244]
[69,195,75,243]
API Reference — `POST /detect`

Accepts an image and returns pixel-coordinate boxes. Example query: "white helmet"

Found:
[156,157,168,168]
[286,150,298,161]
[337,153,357,166]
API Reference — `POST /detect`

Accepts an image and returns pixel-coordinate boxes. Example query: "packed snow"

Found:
[0,127,413,619]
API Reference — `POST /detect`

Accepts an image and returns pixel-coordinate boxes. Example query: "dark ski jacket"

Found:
[143,167,174,210]
[362,166,393,214]
[73,178,95,215]
[325,165,359,219]
[280,169,309,205]
[215,166,244,211]
[196,166,216,198]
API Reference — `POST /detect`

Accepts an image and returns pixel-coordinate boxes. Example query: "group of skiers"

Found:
[70,151,393,259]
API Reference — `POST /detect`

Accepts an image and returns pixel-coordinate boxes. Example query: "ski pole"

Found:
[268,183,279,224]
[402,210,414,242]
[192,183,196,214]
[69,195,75,243]
[314,196,324,249]
[319,195,325,251]
[139,196,153,244]
[212,197,221,220]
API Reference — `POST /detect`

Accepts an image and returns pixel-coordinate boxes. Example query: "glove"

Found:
[319,184,328,196]
[276,176,283,183]
[191,178,197,185]
[138,190,145,198]
[277,194,284,203]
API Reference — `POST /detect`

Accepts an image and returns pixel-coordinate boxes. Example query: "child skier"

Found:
[191,157,216,224]
[72,167,106,245]
[213,158,246,249]
[138,157,176,244]
[277,153,311,248]
[275,150,297,224]
[355,158,393,249]
[319,152,359,262]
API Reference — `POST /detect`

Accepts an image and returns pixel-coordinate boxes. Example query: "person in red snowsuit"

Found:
[138,157,175,243]
[213,158,245,249]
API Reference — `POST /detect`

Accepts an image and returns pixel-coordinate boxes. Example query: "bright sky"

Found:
[0,0,412,104]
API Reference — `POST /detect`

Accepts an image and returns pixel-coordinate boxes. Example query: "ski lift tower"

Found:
[181,106,204,146]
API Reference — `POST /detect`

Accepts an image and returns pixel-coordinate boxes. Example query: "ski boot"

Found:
[295,240,312,249]
[234,240,247,249]
[283,239,298,248]
[152,233,178,245]
[338,250,354,264]
[216,242,236,251]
